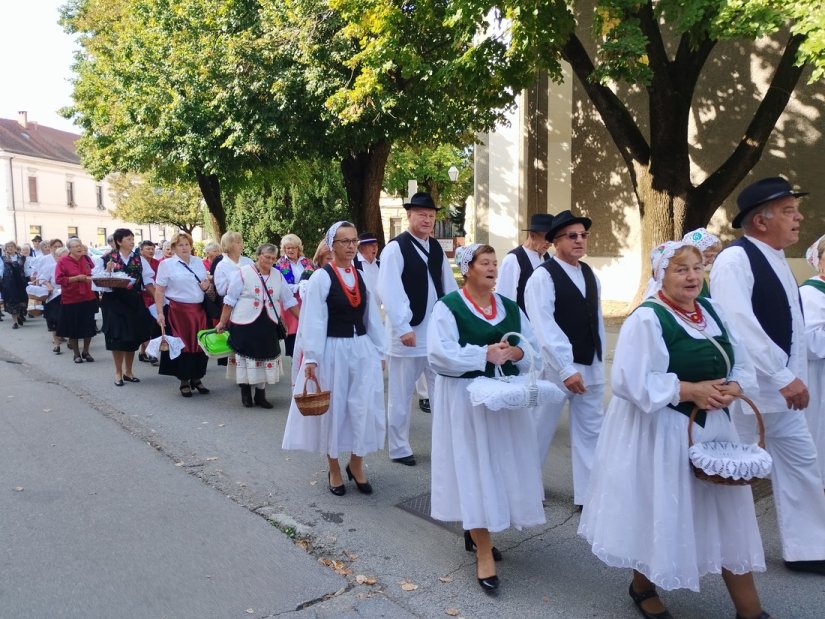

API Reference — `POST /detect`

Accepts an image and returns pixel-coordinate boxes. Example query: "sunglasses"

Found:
[555,231,590,241]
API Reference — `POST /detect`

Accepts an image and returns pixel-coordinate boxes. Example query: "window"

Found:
[29,225,42,238]
[66,181,75,206]
[389,217,402,240]
[134,229,143,242]
[28,176,38,203]
[96,185,105,210]
[97,227,107,247]
[67,226,79,239]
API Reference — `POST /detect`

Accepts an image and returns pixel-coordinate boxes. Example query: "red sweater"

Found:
[56,255,96,304]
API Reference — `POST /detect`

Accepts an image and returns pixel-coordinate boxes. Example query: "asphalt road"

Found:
[1,317,823,618]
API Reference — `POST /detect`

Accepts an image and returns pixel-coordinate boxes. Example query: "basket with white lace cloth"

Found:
[688,394,772,485]
[466,331,566,411]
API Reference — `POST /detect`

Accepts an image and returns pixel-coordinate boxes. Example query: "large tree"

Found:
[464,0,824,297]
[108,173,205,234]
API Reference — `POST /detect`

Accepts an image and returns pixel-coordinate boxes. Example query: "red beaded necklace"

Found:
[331,264,362,308]
[657,290,706,329]
[462,288,497,320]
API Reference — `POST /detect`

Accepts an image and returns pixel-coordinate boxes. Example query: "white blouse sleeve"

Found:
[513,306,544,376]
[611,307,681,415]
[154,259,171,287]
[495,253,520,303]
[377,242,414,336]
[300,269,331,365]
[426,301,488,377]
[365,279,388,355]
[278,273,298,309]
[706,298,758,395]
[801,285,825,360]
[523,267,578,381]
[140,257,155,285]
[223,269,244,307]
[213,259,231,296]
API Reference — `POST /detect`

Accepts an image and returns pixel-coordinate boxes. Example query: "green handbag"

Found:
[197,328,233,359]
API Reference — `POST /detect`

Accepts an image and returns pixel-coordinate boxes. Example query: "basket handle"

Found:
[302,375,322,397]
[498,331,536,376]
[688,393,766,448]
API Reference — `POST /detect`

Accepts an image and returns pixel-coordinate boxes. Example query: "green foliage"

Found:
[383,143,473,210]
[108,172,205,234]
[226,160,350,251]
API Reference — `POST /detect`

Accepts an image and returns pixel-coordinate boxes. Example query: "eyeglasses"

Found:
[333,239,359,246]
[555,231,590,241]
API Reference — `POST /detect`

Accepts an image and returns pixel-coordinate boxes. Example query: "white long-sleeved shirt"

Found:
[377,235,458,357]
[496,247,547,304]
[710,236,807,413]
[800,278,825,362]
[523,256,605,386]
[213,255,254,296]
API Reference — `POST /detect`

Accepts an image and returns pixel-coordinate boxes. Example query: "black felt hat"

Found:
[732,177,808,229]
[358,231,378,244]
[546,210,592,240]
[524,213,555,233]
[403,192,440,210]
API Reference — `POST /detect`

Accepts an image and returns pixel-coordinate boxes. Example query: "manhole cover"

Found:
[396,492,462,534]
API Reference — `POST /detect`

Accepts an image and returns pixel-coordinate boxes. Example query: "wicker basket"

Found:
[27,295,46,316]
[92,276,133,289]
[294,375,331,417]
[688,394,769,486]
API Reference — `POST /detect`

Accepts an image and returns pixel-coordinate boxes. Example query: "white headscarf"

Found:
[682,228,721,251]
[649,241,694,294]
[455,243,481,275]
[325,221,352,252]
[806,234,825,271]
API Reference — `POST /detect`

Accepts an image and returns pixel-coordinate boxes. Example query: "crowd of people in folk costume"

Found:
[3,175,825,617]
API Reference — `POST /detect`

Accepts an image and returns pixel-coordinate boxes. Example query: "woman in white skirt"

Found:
[282,222,386,496]
[427,244,546,594]
[800,233,825,487]
[579,242,771,619]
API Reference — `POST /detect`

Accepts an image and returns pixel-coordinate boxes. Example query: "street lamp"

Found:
[447,165,459,182]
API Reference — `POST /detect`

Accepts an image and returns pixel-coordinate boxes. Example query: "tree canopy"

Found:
[107,173,205,234]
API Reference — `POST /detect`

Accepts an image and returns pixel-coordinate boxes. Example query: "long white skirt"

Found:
[578,398,765,592]
[430,375,546,533]
[281,334,385,458]
[805,358,825,485]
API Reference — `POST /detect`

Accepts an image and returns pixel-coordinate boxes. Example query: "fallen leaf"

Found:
[438,575,453,583]
[296,540,309,551]
[13,486,24,492]
[334,567,352,575]
[319,558,333,567]
[400,580,418,591]
[355,574,377,585]
[205,457,219,461]
[175,462,184,467]
[245,610,254,615]
[445,609,460,616]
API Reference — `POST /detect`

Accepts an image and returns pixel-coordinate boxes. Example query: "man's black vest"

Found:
[391,231,445,327]
[507,245,550,313]
[542,259,602,365]
[324,264,367,337]
[727,237,795,357]
[354,253,379,273]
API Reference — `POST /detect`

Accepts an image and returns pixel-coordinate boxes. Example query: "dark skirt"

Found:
[284,333,296,357]
[43,296,62,332]
[158,300,208,381]
[101,289,153,352]
[57,299,98,339]
[229,312,281,360]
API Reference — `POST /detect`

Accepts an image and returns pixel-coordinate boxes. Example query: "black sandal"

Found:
[179,384,193,398]
[53,346,61,355]
[628,583,673,619]
[123,376,141,383]
[81,353,95,362]
[190,380,210,394]
[73,355,83,364]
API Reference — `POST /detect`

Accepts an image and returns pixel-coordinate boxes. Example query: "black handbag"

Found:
[255,267,288,340]
[178,259,221,320]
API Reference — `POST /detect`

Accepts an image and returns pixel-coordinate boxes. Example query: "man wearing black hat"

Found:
[524,210,604,507]
[378,192,458,466]
[712,176,825,575]
[497,213,553,314]
[30,235,42,258]
[353,231,380,294]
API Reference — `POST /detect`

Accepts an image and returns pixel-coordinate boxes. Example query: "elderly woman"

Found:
[202,241,221,271]
[282,222,386,496]
[96,228,156,386]
[154,232,211,397]
[800,234,825,486]
[37,241,67,353]
[55,238,98,362]
[276,233,314,356]
[427,244,545,593]
[682,227,723,297]
[216,244,299,408]
[579,242,770,619]
[212,231,254,363]
[1,241,29,328]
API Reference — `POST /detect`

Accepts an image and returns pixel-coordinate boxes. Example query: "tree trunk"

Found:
[194,170,226,238]
[340,141,391,247]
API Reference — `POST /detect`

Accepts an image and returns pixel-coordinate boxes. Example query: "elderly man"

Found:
[497,213,554,313]
[353,231,380,294]
[524,210,605,507]
[378,192,458,465]
[712,176,825,576]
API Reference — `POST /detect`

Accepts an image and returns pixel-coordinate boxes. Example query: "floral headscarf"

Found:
[649,241,694,293]
[455,243,481,275]
[806,234,825,271]
[682,228,721,251]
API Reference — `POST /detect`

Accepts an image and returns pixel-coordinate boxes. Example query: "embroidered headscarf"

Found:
[682,228,721,252]
[806,234,825,271]
[325,221,352,251]
[649,241,696,293]
[455,243,481,275]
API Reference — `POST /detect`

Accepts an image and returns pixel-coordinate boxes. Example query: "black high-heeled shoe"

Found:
[464,530,502,561]
[477,573,499,592]
[328,471,346,496]
[345,464,373,495]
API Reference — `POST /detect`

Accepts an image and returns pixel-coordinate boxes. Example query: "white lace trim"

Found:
[688,441,773,481]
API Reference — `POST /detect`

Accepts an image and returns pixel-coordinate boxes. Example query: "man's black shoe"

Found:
[419,398,431,413]
[785,560,825,575]
[392,455,417,466]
